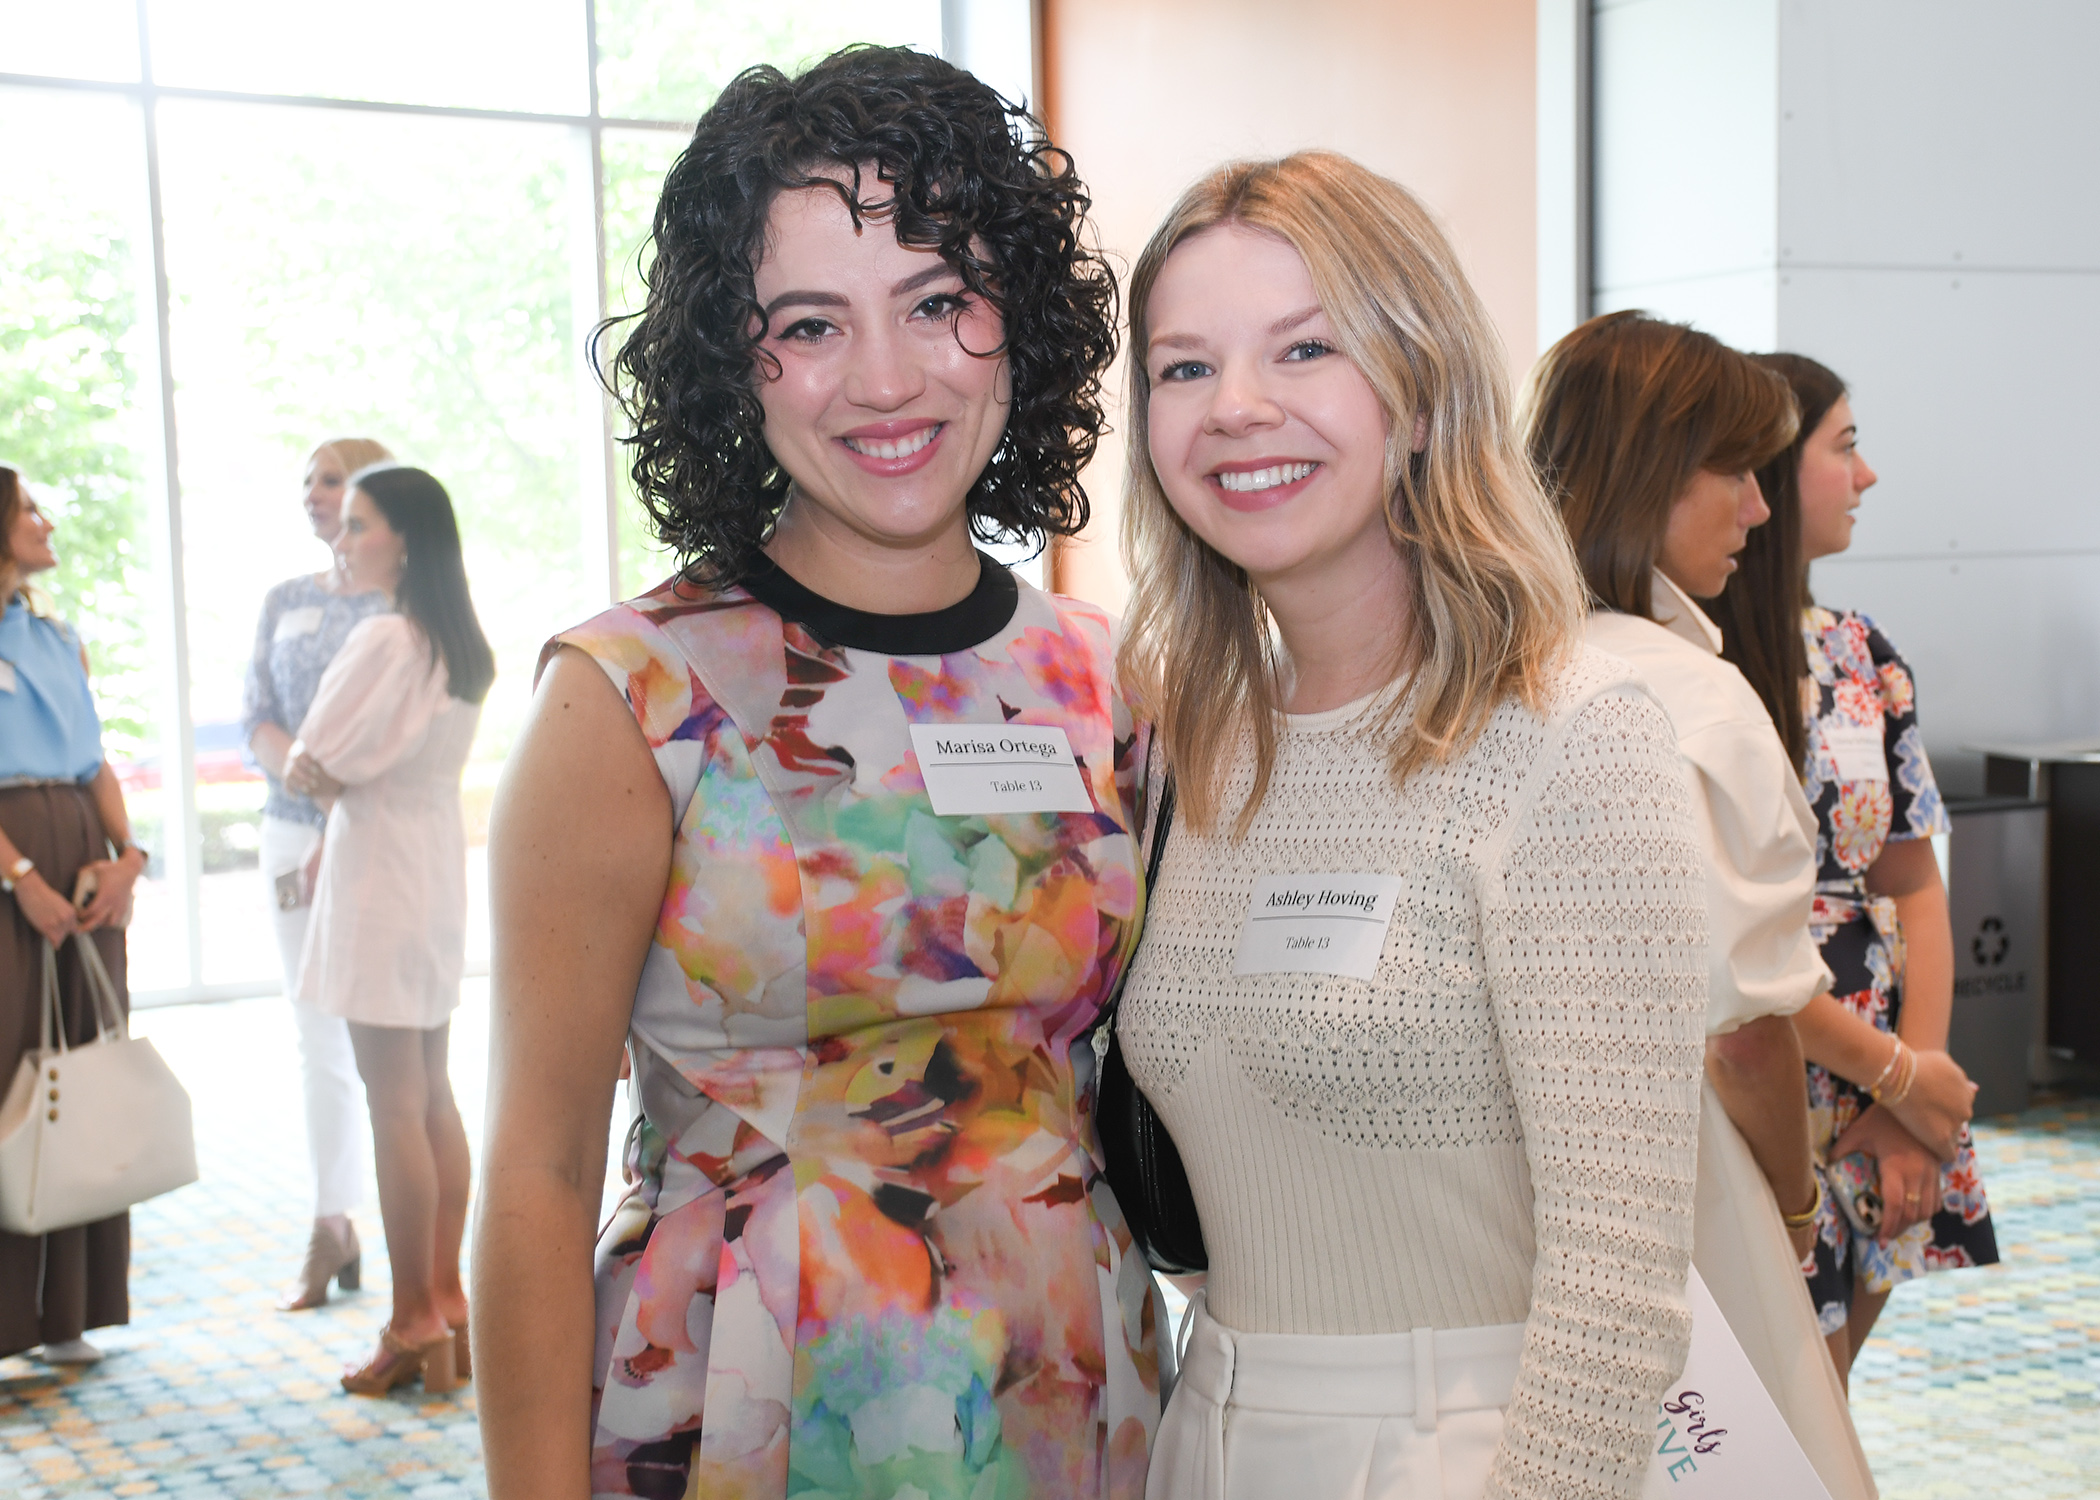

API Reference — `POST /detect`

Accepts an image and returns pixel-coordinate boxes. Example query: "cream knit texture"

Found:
[1122,645,1708,1500]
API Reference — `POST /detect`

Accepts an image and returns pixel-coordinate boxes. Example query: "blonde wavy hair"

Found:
[311,436,394,477]
[1117,152,1587,834]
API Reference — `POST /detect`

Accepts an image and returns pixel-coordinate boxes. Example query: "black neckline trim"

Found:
[739,550,1020,655]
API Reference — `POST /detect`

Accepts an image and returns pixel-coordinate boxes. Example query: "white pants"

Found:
[261,815,366,1219]
[1148,1296,1524,1500]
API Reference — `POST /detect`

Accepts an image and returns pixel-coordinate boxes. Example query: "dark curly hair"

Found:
[602,45,1118,586]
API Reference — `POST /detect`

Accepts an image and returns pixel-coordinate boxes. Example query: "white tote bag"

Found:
[0,934,198,1235]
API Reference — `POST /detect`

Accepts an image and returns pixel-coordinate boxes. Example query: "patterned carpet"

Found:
[1848,1095,2100,1497]
[1,991,2094,1498]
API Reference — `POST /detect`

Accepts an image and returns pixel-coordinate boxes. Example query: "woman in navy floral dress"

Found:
[1711,355,1997,1386]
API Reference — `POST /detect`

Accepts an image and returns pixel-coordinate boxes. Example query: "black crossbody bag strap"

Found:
[1092,760,1207,1275]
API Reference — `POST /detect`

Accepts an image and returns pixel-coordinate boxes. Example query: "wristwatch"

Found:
[116,839,148,865]
[1,856,32,893]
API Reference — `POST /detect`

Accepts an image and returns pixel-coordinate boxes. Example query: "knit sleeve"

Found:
[1478,683,1709,1500]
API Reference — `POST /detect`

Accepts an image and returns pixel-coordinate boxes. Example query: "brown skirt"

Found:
[0,782,130,1357]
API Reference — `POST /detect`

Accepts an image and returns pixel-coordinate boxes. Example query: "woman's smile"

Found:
[838,419,946,473]
[1210,458,1322,509]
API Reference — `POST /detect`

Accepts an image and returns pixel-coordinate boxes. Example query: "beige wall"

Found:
[1039,0,1537,611]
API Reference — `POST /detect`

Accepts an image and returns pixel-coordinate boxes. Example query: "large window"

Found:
[1,0,1033,1003]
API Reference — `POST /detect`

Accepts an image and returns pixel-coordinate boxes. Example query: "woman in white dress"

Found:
[1522,310,1879,1500]
[283,464,493,1397]
[1115,153,1710,1500]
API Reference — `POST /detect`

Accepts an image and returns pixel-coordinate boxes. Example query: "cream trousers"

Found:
[1148,1295,1525,1500]
[261,815,365,1219]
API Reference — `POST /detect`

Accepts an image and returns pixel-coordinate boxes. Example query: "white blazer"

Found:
[1588,572,1878,1500]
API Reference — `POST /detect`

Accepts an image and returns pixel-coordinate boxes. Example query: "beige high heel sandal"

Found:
[340,1325,460,1396]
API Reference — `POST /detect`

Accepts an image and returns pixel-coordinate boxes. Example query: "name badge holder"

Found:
[1231,873,1405,981]
[1822,720,1888,785]
[909,724,1095,817]
[273,606,326,643]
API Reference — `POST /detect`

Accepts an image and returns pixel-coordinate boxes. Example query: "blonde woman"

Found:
[241,435,392,1310]
[1114,154,1708,1500]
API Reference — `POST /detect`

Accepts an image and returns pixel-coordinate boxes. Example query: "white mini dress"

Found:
[294,613,479,1031]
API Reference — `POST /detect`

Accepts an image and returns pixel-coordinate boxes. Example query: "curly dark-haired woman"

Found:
[474,47,1156,1500]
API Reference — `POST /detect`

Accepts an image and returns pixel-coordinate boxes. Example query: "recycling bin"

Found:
[1941,794,2047,1117]
[1980,742,2100,1070]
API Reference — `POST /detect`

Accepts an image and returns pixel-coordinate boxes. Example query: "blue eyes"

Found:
[1154,339,1336,383]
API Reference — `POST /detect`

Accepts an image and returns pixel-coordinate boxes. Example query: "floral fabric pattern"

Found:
[552,572,1158,1500]
[1800,607,1997,1333]
[241,573,390,827]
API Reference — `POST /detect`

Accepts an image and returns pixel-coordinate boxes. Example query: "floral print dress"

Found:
[1799,607,1998,1334]
[550,558,1159,1500]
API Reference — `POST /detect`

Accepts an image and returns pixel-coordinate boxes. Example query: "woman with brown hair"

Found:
[1522,311,1885,1500]
[1708,354,1994,1386]
[1115,156,1709,1500]
[285,464,494,1396]
[0,465,150,1365]
[242,435,393,1313]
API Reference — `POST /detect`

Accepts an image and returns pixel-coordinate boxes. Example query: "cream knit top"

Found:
[1120,645,1709,1500]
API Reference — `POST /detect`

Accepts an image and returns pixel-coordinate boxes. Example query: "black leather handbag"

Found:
[1091,774,1208,1276]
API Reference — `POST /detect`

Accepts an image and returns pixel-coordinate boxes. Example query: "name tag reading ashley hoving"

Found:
[1233,873,1405,980]
[909,724,1095,816]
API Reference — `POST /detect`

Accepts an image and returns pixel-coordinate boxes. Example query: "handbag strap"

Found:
[39,941,65,1055]
[1094,747,1177,1044]
[71,933,125,1042]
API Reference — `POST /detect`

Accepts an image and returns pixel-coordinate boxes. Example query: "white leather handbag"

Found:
[0,934,197,1235]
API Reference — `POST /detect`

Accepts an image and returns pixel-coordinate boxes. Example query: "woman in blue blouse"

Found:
[240,436,392,1312]
[0,465,150,1365]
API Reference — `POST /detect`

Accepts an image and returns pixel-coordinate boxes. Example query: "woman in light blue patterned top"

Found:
[241,436,391,1313]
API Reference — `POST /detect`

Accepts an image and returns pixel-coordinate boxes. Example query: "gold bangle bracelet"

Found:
[1781,1174,1825,1231]
[1870,1038,1912,1103]
[1867,1034,1905,1096]
[1880,1044,1919,1108]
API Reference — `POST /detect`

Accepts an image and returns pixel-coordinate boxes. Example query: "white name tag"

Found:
[908,723,1094,816]
[1823,720,1887,784]
[1641,1267,1833,1497]
[274,606,324,643]
[1232,873,1404,980]
[0,659,15,694]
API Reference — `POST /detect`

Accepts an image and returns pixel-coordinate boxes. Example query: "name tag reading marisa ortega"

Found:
[0,660,14,694]
[1639,1267,1832,1498]
[1823,720,1888,784]
[1232,873,1405,981]
[908,723,1095,817]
